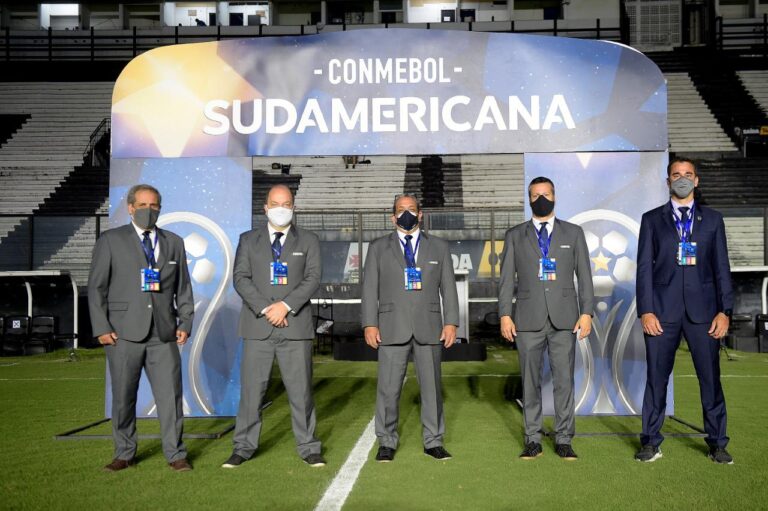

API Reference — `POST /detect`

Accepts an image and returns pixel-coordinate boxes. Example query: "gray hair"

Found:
[392,193,420,215]
[127,184,162,206]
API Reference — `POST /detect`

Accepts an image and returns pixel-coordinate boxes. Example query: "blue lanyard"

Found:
[400,234,421,267]
[673,205,694,242]
[536,223,552,258]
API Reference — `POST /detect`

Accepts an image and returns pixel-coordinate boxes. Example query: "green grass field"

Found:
[1,344,767,511]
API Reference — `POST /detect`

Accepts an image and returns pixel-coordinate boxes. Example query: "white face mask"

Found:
[266,206,293,228]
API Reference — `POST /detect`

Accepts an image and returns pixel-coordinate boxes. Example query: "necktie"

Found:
[142,231,156,267]
[404,234,415,267]
[272,231,284,261]
[537,222,549,257]
[678,207,690,240]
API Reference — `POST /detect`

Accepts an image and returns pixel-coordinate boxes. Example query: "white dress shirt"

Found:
[531,215,555,238]
[132,222,160,265]
[397,228,421,264]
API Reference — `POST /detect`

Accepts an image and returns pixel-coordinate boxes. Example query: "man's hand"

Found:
[709,312,730,340]
[573,314,592,340]
[176,330,189,346]
[500,316,516,342]
[264,302,290,327]
[641,313,664,336]
[364,326,381,349]
[440,325,457,348]
[98,332,117,346]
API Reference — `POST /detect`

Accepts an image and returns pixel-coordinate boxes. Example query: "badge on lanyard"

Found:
[539,258,557,281]
[270,261,288,285]
[141,267,161,292]
[404,267,422,290]
[675,206,696,266]
[678,242,697,266]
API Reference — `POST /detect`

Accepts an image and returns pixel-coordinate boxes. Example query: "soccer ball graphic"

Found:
[184,232,216,284]
[584,229,636,313]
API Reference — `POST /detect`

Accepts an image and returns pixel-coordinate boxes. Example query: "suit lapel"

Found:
[282,226,298,257]
[689,203,704,243]
[155,229,167,270]
[525,221,543,260]
[415,231,429,267]
[124,223,150,271]
[389,232,407,271]
[662,201,679,240]
[549,219,563,255]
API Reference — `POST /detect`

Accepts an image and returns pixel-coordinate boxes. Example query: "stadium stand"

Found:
[460,154,524,210]
[737,70,768,115]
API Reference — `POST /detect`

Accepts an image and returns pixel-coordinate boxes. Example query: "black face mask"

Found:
[396,210,419,231]
[530,196,555,218]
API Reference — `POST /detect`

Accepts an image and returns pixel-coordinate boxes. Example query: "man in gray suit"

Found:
[88,184,194,472]
[498,177,594,460]
[222,184,325,468]
[362,194,460,462]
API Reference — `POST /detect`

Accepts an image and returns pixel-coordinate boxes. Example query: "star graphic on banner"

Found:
[592,251,611,272]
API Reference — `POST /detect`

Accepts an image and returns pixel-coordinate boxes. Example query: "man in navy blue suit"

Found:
[635,157,734,464]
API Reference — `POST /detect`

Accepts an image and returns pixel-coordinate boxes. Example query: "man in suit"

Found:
[498,177,594,460]
[635,157,734,464]
[222,184,325,468]
[362,193,459,462]
[88,184,194,472]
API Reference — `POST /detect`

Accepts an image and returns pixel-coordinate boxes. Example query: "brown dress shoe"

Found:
[169,458,193,472]
[103,458,136,472]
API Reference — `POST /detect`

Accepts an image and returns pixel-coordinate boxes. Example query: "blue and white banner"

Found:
[525,152,670,416]
[107,157,251,417]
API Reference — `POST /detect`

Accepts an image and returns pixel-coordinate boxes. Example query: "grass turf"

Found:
[1,344,767,510]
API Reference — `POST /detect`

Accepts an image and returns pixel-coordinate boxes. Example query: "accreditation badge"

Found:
[539,258,557,281]
[677,242,697,266]
[270,261,288,285]
[404,267,422,291]
[141,268,161,292]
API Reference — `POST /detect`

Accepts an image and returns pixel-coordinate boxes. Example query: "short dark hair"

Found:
[528,177,555,198]
[127,184,161,206]
[264,184,295,204]
[667,157,697,177]
[392,193,420,215]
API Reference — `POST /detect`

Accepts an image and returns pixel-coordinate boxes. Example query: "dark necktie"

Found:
[537,222,549,257]
[678,207,690,239]
[142,231,156,267]
[271,231,284,261]
[403,234,415,268]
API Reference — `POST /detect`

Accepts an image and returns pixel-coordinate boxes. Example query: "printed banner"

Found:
[524,152,670,415]
[111,29,666,158]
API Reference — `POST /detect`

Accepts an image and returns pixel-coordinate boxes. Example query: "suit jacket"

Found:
[234,225,321,340]
[498,218,594,332]
[636,202,733,324]
[87,224,194,342]
[361,231,460,345]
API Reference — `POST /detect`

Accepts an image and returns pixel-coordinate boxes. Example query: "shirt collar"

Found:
[397,228,421,244]
[531,215,555,231]
[268,223,291,240]
[132,222,156,240]
[670,199,695,217]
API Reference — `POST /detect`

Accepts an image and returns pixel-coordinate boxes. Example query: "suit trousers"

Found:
[516,318,576,445]
[375,339,444,450]
[232,333,321,459]
[641,315,729,448]
[104,323,186,462]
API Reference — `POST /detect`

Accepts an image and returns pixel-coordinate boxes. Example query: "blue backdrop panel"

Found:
[524,152,671,415]
[106,157,251,417]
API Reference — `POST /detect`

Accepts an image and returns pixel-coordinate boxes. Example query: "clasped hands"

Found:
[263,302,290,327]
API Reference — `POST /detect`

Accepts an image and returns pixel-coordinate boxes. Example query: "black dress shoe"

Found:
[555,444,578,460]
[708,447,734,465]
[634,444,662,463]
[424,446,452,460]
[103,458,136,472]
[221,453,247,468]
[519,442,543,460]
[303,453,327,467]
[375,446,395,462]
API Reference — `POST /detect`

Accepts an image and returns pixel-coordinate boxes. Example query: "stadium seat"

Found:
[2,315,30,356]
[27,315,56,354]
